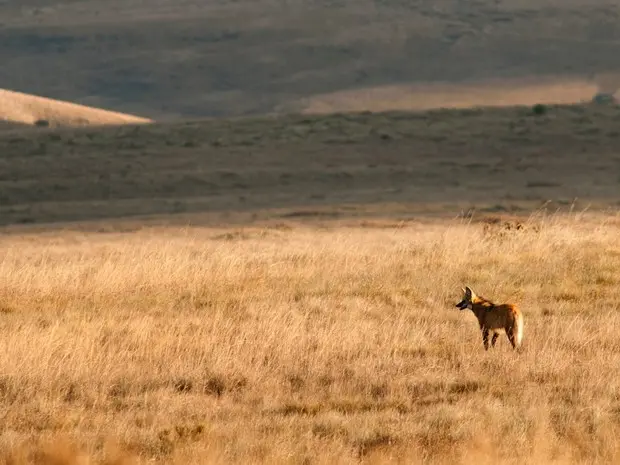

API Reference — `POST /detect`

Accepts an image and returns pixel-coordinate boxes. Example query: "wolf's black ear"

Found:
[464,286,473,297]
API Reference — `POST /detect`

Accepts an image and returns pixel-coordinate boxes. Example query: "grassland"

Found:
[2,211,620,464]
[2,92,620,465]
[1,0,620,118]
[0,101,618,465]
[2,103,620,228]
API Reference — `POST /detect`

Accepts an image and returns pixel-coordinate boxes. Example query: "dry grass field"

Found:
[2,211,620,464]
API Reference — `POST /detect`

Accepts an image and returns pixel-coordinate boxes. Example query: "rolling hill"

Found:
[1,0,620,119]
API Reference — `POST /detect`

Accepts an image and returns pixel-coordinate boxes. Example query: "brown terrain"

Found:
[1,103,619,228]
[1,0,620,118]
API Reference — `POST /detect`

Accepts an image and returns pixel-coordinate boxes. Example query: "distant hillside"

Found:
[0,88,152,128]
[0,0,619,118]
[1,103,620,227]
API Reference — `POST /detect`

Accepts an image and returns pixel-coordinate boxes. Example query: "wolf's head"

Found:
[455,286,477,310]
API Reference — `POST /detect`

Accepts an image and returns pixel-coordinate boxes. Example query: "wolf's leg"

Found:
[482,329,490,350]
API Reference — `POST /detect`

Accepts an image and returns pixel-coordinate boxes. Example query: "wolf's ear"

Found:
[465,286,478,300]
[461,287,467,295]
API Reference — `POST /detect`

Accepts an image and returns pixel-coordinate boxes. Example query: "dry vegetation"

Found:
[2,103,620,227]
[1,211,620,464]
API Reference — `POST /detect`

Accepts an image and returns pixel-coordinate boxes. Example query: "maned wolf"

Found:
[455,286,524,350]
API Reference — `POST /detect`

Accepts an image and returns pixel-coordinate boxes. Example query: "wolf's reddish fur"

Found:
[456,287,524,350]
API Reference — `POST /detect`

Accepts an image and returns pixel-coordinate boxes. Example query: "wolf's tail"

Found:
[514,311,524,348]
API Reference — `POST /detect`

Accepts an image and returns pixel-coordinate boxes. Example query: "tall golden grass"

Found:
[1,212,620,464]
